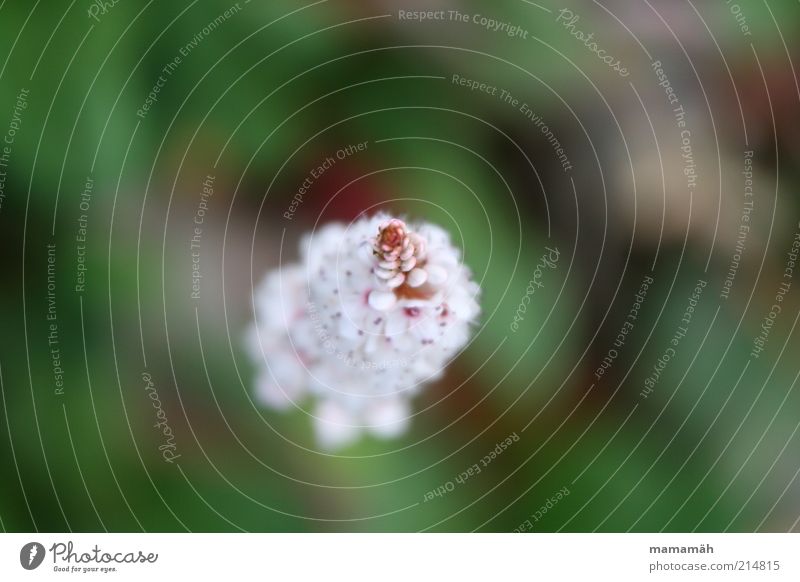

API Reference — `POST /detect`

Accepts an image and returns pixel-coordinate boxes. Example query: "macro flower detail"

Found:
[247,214,480,449]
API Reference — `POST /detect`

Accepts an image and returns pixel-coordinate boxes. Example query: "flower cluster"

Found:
[246,214,480,449]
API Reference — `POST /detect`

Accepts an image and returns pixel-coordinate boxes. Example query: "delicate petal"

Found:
[426,264,448,285]
[386,273,406,288]
[406,268,428,287]
[364,398,411,438]
[400,256,416,271]
[254,356,306,411]
[314,400,360,449]
[368,290,397,311]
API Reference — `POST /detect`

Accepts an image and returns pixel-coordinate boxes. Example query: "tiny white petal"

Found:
[364,398,410,438]
[368,290,397,311]
[400,245,414,260]
[387,273,405,288]
[254,363,305,411]
[448,291,478,319]
[406,268,428,287]
[314,400,360,449]
[400,256,416,272]
[426,264,448,285]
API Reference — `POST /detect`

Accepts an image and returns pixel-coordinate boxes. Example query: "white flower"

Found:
[246,213,480,449]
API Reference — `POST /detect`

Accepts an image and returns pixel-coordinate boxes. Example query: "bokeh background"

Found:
[1,0,799,532]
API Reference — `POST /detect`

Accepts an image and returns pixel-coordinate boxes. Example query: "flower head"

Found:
[247,213,480,449]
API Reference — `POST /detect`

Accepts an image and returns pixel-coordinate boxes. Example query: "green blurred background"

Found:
[1,0,799,532]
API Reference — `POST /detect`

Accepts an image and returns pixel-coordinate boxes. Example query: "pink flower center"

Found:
[377,220,406,253]
[404,307,421,318]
